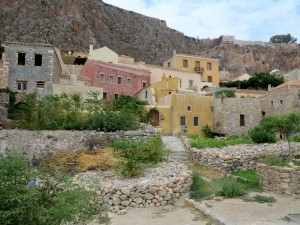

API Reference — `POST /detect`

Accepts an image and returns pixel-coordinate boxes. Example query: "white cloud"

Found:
[104,0,300,42]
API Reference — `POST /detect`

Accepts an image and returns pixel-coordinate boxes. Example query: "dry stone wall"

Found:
[257,164,300,198]
[73,162,191,213]
[0,128,158,163]
[182,136,300,172]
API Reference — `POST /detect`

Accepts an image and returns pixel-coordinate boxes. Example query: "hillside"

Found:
[1,0,299,76]
[0,0,211,64]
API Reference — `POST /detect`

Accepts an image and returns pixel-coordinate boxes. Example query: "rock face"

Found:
[0,0,211,65]
[202,43,300,77]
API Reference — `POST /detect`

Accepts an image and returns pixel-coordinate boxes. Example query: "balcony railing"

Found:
[194,67,204,74]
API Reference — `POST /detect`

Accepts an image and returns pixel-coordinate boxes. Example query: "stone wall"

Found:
[213,98,262,136]
[73,162,191,213]
[0,106,7,129]
[0,128,158,163]
[182,136,300,172]
[257,164,300,198]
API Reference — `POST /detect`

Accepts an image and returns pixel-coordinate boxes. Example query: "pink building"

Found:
[80,59,150,100]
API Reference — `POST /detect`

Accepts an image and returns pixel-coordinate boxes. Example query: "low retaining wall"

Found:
[73,162,192,213]
[0,128,158,163]
[182,136,300,172]
[257,164,300,198]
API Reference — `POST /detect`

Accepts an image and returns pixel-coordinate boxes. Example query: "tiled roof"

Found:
[3,40,53,47]
[271,80,300,91]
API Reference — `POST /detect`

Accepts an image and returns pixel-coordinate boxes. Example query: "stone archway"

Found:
[149,109,159,127]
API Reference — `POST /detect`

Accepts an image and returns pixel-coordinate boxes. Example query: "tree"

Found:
[269,33,297,44]
[259,112,300,154]
[0,153,105,225]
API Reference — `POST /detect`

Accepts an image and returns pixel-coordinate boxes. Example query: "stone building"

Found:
[79,59,150,100]
[213,98,262,136]
[260,80,300,117]
[1,41,62,97]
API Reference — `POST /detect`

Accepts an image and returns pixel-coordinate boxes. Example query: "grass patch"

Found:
[264,154,291,167]
[191,136,252,149]
[232,169,262,192]
[253,195,276,203]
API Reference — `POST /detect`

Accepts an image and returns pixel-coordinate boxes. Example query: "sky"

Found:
[103,0,300,42]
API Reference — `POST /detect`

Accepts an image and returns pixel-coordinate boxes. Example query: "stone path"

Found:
[162,136,189,163]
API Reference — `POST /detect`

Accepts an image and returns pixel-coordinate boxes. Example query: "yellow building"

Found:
[163,51,220,86]
[136,75,214,136]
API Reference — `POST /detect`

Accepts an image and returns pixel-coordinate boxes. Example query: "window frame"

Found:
[207,62,212,70]
[183,59,188,68]
[193,117,199,126]
[180,116,186,126]
[109,74,114,84]
[117,76,123,85]
[34,54,42,66]
[17,53,26,65]
[100,73,105,83]
[240,114,245,126]
[127,77,132,87]
[16,80,28,93]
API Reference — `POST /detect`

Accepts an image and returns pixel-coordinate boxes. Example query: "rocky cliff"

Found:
[0,0,211,64]
[201,43,300,77]
[1,0,299,76]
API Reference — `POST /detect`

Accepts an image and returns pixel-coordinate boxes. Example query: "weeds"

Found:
[189,172,211,200]
[218,179,246,197]
[253,195,276,203]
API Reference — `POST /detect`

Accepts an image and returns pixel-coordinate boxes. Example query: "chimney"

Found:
[268,84,272,91]
[89,44,93,53]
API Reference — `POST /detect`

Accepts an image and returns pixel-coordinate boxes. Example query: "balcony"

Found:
[194,67,204,74]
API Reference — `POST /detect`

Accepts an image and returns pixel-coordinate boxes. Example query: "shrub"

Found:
[293,135,300,142]
[253,195,276,203]
[0,153,105,225]
[218,179,246,197]
[115,159,142,178]
[189,172,210,200]
[202,125,214,138]
[248,126,277,143]
[215,90,236,98]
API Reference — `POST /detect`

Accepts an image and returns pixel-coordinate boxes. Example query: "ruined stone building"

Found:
[1,41,61,97]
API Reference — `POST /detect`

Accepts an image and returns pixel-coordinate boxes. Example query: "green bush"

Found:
[218,179,246,197]
[248,126,277,143]
[215,90,236,98]
[0,153,105,225]
[202,125,214,138]
[187,133,199,140]
[110,135,168,177]
[292,135,300,142]
[189,172,210,200]
[253,195,276,203]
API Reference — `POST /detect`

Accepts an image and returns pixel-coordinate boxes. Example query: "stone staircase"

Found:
[162,136,190,163]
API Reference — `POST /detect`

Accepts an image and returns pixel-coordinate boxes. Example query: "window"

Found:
[127,78,132,86]
[34,54,42,66]
[195,61,200,68]
[240,114,245,126]
[194,117,199,126]
[114,93,119,99]
[280,100,283,104]
[142,81,147,88]
[109,75,114,84]
[117,76,123,85]
[189,80,194,89]
[17,53,26,65]
[36,81,45,89]
[208,76,212,82]
[183,60,188,68]
[271,101,273,106]
[180,116,186,126]
[207,62,212,70]
[145,91,148,98]
[187,106,191,111]
[100,73,105,83]
[179,79,182,88]
[16,80,27,93]
[169,92,172,95]
[167,62,170,67]
[103,92,107,100]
